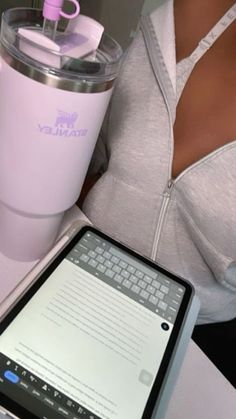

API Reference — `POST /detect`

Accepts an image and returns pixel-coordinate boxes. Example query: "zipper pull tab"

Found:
[167,179,173,189]
[163,179,174,197]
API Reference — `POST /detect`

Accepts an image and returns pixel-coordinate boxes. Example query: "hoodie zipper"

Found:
[151,178,174,260]
[140,16,177,261]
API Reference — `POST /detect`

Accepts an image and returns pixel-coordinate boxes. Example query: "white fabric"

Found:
[150,0,176,93]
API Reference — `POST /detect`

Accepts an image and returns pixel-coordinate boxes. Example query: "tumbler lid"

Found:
[18,14,105,68]
[0,8,123,89]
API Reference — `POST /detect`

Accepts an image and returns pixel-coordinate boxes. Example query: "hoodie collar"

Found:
[149,0,176,94]
[141,0,177,122]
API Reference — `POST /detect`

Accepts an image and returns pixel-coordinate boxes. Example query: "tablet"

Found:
[0,225,199,419]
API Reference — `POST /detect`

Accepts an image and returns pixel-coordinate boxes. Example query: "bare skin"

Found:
[173,0,236,178]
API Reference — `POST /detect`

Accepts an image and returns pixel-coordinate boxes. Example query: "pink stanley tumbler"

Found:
[0,7,122,261]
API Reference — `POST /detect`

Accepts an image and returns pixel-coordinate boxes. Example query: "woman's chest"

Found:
[172,40,236,178]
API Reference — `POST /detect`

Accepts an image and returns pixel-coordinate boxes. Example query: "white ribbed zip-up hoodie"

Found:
[83,0,236,324]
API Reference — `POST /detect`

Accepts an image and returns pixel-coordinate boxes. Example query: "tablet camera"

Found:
[161,322,170,331]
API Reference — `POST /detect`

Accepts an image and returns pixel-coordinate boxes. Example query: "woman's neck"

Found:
[174,0,236,62]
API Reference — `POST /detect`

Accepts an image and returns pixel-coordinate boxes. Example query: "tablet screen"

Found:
[0,227,192,419]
